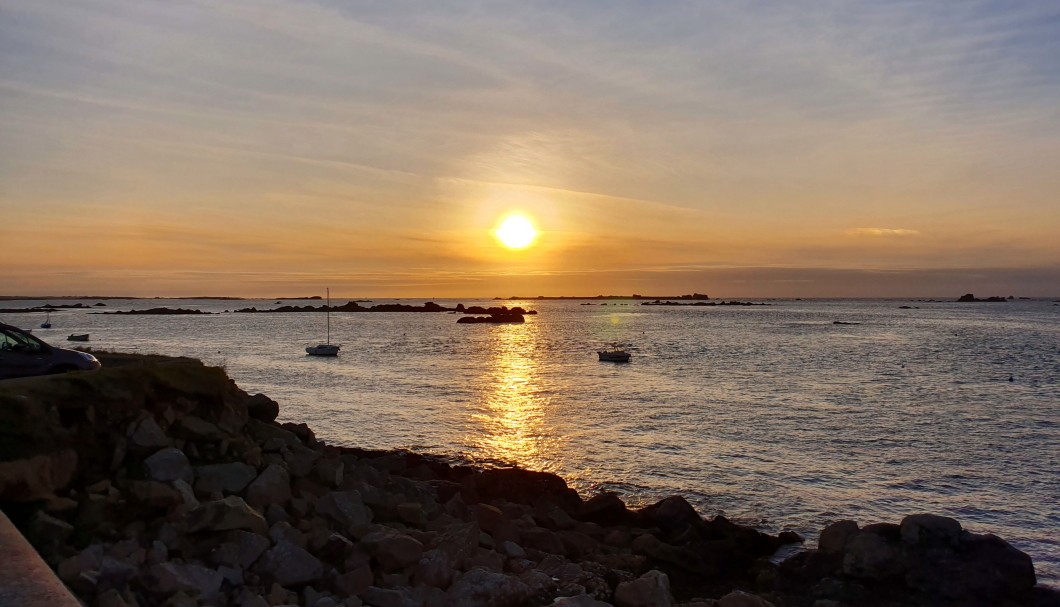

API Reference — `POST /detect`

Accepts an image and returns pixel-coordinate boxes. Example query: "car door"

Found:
[0,328,50,379]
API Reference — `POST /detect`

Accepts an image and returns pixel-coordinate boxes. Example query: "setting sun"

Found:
[494,214,538,250]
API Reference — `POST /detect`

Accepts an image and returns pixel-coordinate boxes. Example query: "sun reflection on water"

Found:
[470,322,557,471]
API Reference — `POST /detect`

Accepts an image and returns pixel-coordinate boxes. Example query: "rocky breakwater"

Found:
[0,354,1056,607]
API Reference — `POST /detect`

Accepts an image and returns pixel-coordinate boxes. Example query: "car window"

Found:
[0,328,44,352]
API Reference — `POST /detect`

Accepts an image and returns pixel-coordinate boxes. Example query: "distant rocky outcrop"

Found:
[641,300,769,307]
[456,314,525,324]
[0,354,1055,607]
[95,308,214,315]
[235,301,454,313]
[957,293,1007,302]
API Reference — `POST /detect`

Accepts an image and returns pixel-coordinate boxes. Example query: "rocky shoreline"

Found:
[0,354,1056,607]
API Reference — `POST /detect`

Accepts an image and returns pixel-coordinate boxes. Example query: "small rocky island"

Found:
[0,355,1055,607]
[95,308,215,315]
[641,300,769,307]
[957,293,1008,302]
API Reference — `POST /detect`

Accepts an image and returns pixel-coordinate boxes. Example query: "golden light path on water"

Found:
[471,321,559,472]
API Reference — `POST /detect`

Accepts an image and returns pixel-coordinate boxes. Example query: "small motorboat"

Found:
[597,347,631,363]
[67,333,90,342]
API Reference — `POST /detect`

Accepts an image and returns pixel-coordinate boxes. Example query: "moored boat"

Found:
[597,347,631,362]
[67,333,90,342]
[306,288,340,357]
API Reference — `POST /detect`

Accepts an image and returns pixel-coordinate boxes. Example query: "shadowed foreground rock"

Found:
[1,353,1056,607]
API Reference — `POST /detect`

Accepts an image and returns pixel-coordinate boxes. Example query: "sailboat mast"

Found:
[326,288,331,344]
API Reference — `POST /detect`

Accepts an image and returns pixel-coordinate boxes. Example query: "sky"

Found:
[1,0,1058,298]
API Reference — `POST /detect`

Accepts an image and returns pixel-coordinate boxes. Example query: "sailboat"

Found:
[306,288,340,356]
[40,312,52,329]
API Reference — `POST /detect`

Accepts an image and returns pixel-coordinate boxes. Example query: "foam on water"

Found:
[9,298,1059,585]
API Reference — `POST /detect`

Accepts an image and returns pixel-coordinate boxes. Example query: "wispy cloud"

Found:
[846,228,921,237]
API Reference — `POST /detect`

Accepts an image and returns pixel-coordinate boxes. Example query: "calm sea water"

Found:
[6,298,1059,585]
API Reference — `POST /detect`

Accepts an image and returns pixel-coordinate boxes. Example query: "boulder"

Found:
[899,514,962,548]
[552,595,614,607]
[446,568,532,607]
[818,520,859,555]
[245,464,291,508]
[245,393,279,422]
[613,570,674,607]
[579,492,635,526]
[360,586,420,607]
[718,590,774,607]
[194,462,258,495]
[176,415,226,441]
[148,562,224,603]
[144,448,193,484]
[255,539,326,586]
[315,490,373,533]
[361,528,424,571]
[637,496,703,537]
[187,496,268,534]
[465,468,581,512]
[128,480,184,508]
[413,548,453,589]
[841,531,902,579]
[127,415,168,450]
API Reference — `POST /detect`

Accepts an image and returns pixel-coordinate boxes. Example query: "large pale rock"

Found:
[194,462,258,495]
[315,490,373,533]
[144,448,192,484]
[613,570,674,607]
[446,569,532,607]
[245,464,291,508]
[187,496,268,534]
[362,528,424,571]
[255,539,326,586]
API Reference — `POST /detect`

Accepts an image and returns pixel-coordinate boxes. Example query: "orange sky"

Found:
[2,1,1058,297]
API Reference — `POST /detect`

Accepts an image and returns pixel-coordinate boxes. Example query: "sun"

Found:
[494,213,538,250]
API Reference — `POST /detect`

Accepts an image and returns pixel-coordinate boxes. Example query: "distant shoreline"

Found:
[495,293,712,301]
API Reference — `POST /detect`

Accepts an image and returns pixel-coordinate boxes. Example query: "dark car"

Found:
[0,322,101,379]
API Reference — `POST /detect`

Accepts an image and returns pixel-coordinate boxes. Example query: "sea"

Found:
[5,297,1059,586]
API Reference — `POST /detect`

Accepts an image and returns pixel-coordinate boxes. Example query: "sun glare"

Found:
[494,214,538,250]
